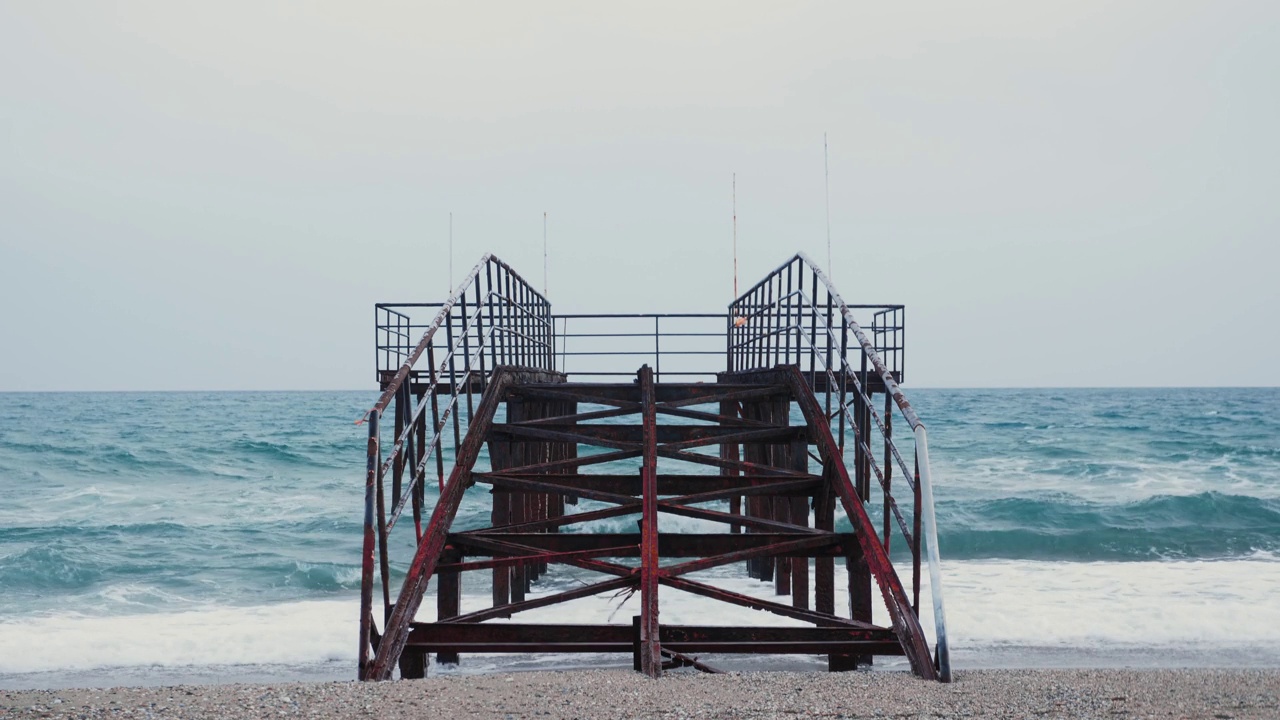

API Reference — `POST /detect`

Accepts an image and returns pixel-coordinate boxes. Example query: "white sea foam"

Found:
[936,453,1280,502]
[933,556,1280,649]
[0,600,355,674]
[3,557,1278,677]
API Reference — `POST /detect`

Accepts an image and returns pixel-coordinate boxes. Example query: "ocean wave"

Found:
[3,557,1280,675]
[0,521,365,607]
[0,545,107,590]
[0,438,69,456]
[924,492,1280,561]
[279,562,363,592]
[227,438,349,469]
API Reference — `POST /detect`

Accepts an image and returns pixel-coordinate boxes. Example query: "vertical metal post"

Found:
[765,275,776,366]
[809,270,818,389]
[428,345,446,493]
[436,546,461,664]
[727,304,734,372]
[520,283,530,367]
[508,276,516,367]
[392,385,405,510]
[913,452,922,614]
[774,489,791,596]
[403,383,417,501]
[775,422,792,596]
[413,386,427,541]
[357,413,379,679]
[780,263,789,364]
[497,265,509,366]
[375,434,392,624]
[401,313,409,368]
[721,396,741,534]
[747,284,757,366]
[814,458,835,617]
[445,310,462,452]
[638,365,662,677]
[474,274,487,391]
[859,354,870,502]
[491,489,511,608]
[838,323,848,456]
[485,263,497,366]
[545,298,554,371]
[654,316,661,382]
[459,281,474,420]
[883,391,893,554]
[791,435,810,610]
[901,306,907,383]
[824,290,834,423]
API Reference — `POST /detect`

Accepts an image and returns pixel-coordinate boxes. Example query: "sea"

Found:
[1,387,1278,689]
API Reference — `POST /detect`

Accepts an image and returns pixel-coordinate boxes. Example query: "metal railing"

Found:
[357,254,553,680]
[552,313,725,383]
[363,253,943,679]
[727,252,950,681]
[377,309,904,386]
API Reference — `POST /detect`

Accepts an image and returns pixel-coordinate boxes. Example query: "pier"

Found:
[356,253,951,682]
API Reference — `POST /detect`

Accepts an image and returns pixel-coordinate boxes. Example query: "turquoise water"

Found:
[1,387,1278,685]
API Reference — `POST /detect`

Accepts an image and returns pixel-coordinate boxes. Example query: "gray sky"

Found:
[2,1,1277,391]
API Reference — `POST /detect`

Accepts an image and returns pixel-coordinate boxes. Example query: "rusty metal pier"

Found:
[357,253,951,682]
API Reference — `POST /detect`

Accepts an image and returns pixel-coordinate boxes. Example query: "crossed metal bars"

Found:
[359,252,950,683]
[359,365,938,681]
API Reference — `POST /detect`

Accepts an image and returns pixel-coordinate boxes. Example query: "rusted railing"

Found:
[357,254,553,680]
[727,253,950,681]
[380,309,902,385]
[362,252,945,680]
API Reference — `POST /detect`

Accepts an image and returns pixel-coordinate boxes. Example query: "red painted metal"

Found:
[360,252,947,683]
[356,413,378,680]
[638,365,662,677]
[364,369,515,681]
[782,365,938,680]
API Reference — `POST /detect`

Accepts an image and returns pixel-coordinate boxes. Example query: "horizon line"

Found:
[2,385,1279,394]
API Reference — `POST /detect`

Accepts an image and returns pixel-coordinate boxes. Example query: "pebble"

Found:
[0,668,1277,719]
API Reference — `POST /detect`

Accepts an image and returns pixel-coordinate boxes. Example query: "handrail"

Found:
[913,425,950,681]
[727,252,950,682]
[363,253,550,424]
[377,308,901,385]
[551,313,728,383]
[357,254,554,680]
[358,252,944,680]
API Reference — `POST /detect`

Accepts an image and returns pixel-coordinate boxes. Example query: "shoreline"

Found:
[4,668,1280,719]
[8,644,1280,692]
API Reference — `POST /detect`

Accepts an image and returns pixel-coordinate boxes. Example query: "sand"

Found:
[3,668,1278,719]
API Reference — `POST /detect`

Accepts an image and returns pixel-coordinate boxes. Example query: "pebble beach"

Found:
[4,668,1279,720]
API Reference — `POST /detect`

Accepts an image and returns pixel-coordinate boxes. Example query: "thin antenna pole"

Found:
[732,173,738,300]
[449,212,454,289]
[824,132,832,280]
[543,211,548,296]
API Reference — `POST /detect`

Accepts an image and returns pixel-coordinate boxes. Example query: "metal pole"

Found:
[914,426,951,682]
[357,413,379,679]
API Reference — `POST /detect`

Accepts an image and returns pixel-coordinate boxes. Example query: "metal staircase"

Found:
[357,253,951,682]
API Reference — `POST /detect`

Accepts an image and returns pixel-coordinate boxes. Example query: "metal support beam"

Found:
[638,365,662,677]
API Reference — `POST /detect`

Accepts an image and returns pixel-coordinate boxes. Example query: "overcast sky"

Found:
[2,1,1277,391]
